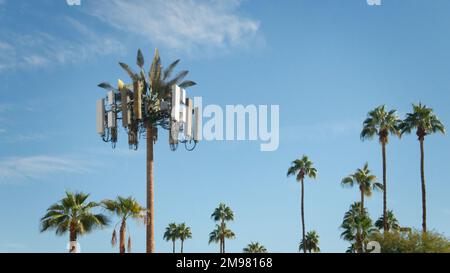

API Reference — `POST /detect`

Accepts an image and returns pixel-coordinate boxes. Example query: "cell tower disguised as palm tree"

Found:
[96,49,200,253]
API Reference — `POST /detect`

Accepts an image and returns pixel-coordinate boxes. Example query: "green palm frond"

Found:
[243,242,268,253]
[40,191,109,238]
[287,155,317,182]
[399,103,445,137]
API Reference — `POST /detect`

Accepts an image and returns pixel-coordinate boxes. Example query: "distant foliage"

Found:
[369,230,450,253]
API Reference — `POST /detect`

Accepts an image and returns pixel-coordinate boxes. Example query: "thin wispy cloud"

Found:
[284,119,362,143]
[0,17,124,72]
[85,0,262,55]
[0,155,94,183]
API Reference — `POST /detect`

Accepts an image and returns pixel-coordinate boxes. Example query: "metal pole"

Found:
[146,125,155,253]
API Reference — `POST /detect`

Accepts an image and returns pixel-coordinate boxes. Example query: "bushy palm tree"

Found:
[341,163,383,216]
[177,223,192,253]
[102,196,145,253]
[164,223,178,253]
[361,105,401,232]
[40,191,109,253]
[375,210,400,232]
[299,231,320,253]
[340,202,375,253]
[399,103,445,233]
[243,242,267,253]
[287,155,317,253]
[209,223,235,253]
[211,203,234,253]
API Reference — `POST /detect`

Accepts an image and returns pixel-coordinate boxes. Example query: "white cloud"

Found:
[0,17,124,72]
[85,0,261,55]
[0,155,93,183]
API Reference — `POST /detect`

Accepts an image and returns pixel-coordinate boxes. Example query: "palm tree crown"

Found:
[40,191,109,252]
[361,105,401,143]
[375,210,400,232]
[211,203,234,223]
[299,231,320,253]
[341,163,383,211]
[209,224,235,245]
[287,155,317,181]
[243,242,268,253]
[399,103,445,139]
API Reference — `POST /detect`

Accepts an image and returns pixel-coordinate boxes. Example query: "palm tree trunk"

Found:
[382,141,388,232]
[119,220,126,253]
[172,240,175,253]
[146,125,155,253]
[223,237,226,254]
[360,190,365,216]
[359,189,365,253]
[181,240,184,253]
[301,178,306,254]
[69,223,77,253]
[420,138,427,234]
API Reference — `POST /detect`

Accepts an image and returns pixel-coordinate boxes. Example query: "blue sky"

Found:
[1,0,450,253]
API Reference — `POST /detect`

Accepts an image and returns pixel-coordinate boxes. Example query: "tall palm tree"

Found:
[399,103,445,233]
[177,223,192,253]
[164,223,178,253]
[211,203,234,253]
[287,155,317,253]
[102,196,146,253]
[40,191,109,253]
[361,105,401,232]
[299,231,320,253]
[243,242,267,253]
[340,202,374,253]
[341,163,383,216]
[375,210,400,232]
[99,49,196,253]
[209,223,235,253]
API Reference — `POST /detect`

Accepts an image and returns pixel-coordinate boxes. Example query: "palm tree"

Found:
[102,196,146,253]
[211,203,234,253]
[243,242,267,253]
[399,103,445,233]
[375,210,400,232]
[287,155,317,253]
[40,191,109,253]
[341,163,383,216]
[177,223,192,253]
[299,231,320,253]
[209,223,235,253]
[164,223,178,253]
[361,105,401,232]
[99,49,196,253]
[340,202,375,253]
